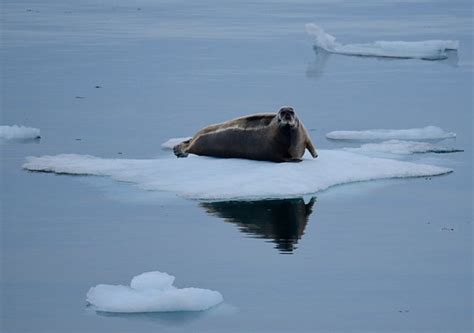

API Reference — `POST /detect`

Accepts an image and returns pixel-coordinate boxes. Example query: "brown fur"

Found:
[173,107,318,162]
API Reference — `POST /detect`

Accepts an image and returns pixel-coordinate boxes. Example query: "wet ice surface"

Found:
[1,0,472,332]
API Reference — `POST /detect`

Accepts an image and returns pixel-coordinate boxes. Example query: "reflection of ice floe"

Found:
[23,148,452,201]
[86,271,223,313]
[305,23,459,60]
[306,47,331,79]
[0,125,41,140]
[344,140,463,155]
[94,303,238,326]
[201,197,316,253]
[326,126,456,141]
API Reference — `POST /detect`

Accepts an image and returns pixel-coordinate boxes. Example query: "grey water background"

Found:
[1,0,472,332]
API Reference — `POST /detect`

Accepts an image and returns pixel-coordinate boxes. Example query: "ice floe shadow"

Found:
[201,197,316,254]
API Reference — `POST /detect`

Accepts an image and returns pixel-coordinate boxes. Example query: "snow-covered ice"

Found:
[161,137,192,149]
[86,271,224,313]
[326,126,456,141]
[345,140,463,155]
[305,24,459,60]
[23,143,452,200]
[0,125,40,140]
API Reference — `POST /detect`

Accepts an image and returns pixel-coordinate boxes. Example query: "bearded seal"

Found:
[173,106,318,162]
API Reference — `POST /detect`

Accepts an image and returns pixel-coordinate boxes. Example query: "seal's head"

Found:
[277,106,298,128]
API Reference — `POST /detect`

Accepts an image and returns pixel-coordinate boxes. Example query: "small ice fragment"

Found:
[86,270,223,313]
[305,23,459,60]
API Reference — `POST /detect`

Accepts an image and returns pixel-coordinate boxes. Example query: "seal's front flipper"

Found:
[301,124,318,158]
[306,140,318,158]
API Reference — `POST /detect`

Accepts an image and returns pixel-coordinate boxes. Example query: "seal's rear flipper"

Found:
[173,144,189,158]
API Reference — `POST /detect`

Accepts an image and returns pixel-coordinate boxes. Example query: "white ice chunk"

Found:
[305,24,339,50]
[130,271,175,291]
[345,140,463,155]
[326,126,456,141]
[23,146,452,200]
[0,125,40,140]
[161,137,192,150]
[87,270,223,313]
[305,23,459,60]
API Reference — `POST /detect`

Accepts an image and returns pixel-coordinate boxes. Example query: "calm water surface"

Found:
[1,0,472,332]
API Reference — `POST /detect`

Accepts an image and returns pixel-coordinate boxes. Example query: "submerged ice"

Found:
[305,24,459,60]
[23,141,452,200]
[86,271,223,313]
[326,126,456,141]
[0,125,40,140]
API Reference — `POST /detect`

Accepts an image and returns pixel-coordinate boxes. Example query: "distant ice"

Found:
[326,126,456,141]
[161,137,192,150]
[305,24,459,60]
[23,145,452,200]
[86,271,223,313]
[345,140,463,155]
[0,125,40,140]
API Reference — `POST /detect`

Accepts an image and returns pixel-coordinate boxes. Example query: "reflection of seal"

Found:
[201,197,316,253]
[173,106,318,162]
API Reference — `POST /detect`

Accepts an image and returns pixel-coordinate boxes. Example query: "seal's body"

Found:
[173,107,318,162]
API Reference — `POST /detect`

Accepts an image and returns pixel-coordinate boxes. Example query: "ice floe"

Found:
[305,24,459,60]
[344,140,463,155]
[0,125,41,140]
[161,137,192,150]
[326,126,456,141]
[23,146,452,200]
[86,271,223,313]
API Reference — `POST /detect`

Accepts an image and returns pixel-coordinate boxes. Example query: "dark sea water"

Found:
[1,0,472,332]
